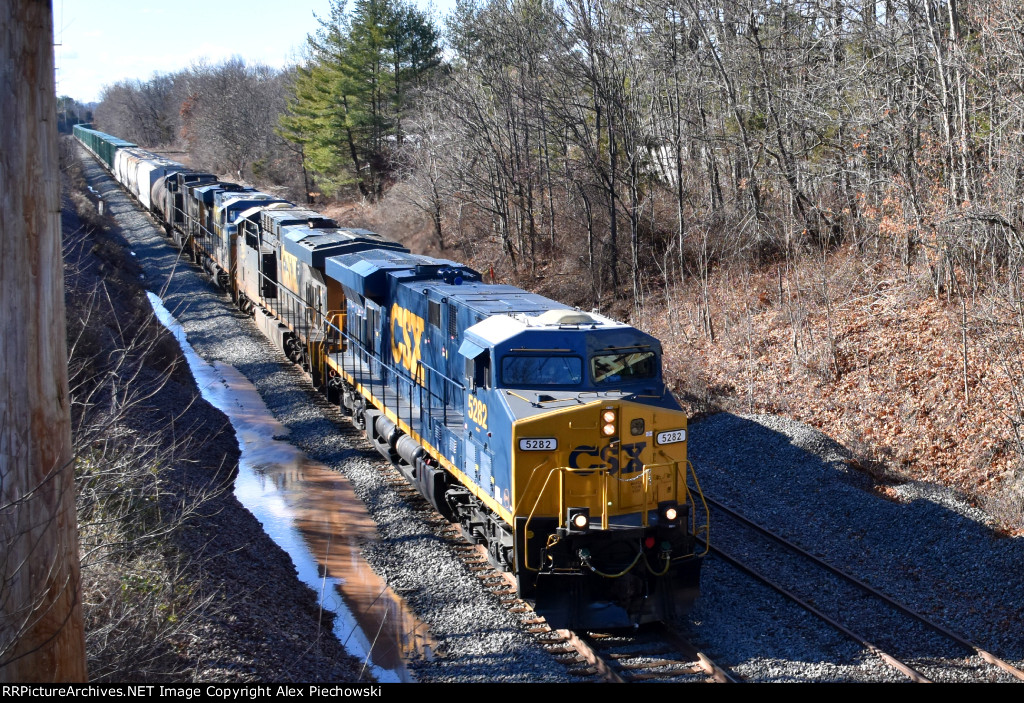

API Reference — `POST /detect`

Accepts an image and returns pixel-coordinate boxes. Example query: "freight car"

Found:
[73,125,709,629]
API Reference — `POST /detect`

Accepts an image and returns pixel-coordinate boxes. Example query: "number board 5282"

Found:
[655,429,686,445]
[519,438,557,451]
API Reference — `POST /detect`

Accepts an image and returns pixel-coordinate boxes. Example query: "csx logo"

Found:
[390,304,425,384]
[568,442,646,475]
[468,395,488,430]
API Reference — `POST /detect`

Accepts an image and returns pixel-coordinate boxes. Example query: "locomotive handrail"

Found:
[642,458,710,557]
[521,465,600,573]
[324,312,345,351]
[510,458,548,519]
[413,358,465,392]
[522,464,663,578]
[520,456,710,573]
[685,460,711,556]
[261,280,311,340]
[313,303,465,396]
[306,310,466,437]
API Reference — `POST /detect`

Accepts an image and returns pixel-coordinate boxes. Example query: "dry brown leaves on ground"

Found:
[642,251,1024,532]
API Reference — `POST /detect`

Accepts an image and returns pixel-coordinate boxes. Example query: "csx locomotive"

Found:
[74,124,708,629]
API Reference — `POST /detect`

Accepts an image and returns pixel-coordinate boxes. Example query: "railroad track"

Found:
[704,495,1024,683]
[573,627,738,682]
[377,449,735,683]
[426,513,736,683]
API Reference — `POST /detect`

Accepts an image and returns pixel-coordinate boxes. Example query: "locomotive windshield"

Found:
[501,355,583,386]
[591,350,658,384]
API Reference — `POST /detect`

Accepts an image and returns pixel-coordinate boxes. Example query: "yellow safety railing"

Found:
[519,458,710,573]
[686,459,711,555]
[641,458,710,557]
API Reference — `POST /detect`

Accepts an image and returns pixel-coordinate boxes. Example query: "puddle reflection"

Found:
[148,293,435,683]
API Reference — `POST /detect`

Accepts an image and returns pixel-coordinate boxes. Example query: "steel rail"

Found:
[447,536,627,682]
[576,627,734,683]
[701,538,932,683]
[707,495,1024,681]
[655,624,742,683]
[454,538,730,683]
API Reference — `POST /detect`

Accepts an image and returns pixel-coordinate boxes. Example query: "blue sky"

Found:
[54,0,454,103]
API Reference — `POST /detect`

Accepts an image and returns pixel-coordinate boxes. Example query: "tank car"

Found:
[74,125,708,630]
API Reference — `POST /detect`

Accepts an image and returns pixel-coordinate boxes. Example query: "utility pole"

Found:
[0,0,88,682]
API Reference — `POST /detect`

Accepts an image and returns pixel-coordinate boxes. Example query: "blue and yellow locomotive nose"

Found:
[508,397,706,628]
[511,398,692,530]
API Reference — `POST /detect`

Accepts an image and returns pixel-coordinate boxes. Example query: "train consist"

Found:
[74,125,708,629]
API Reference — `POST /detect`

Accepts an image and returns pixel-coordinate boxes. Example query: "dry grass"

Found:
[62,149,226,681]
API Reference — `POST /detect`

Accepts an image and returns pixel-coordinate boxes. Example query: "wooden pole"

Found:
[0,0,87,682]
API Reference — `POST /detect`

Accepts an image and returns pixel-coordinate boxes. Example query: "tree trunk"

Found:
[0,0,87,682]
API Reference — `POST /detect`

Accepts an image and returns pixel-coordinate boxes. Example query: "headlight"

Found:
[567,507,590,533]
[659,501,682,528]
[601,408,616,436]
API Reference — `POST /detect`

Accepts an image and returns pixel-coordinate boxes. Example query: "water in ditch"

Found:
[148,292,436,683]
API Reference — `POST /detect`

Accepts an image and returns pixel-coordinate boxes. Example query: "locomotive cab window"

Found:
[501,355,583,387]
[244,222,258,249]
[591,350,657,385]
[459,340,491,390]
[465,351,491,390]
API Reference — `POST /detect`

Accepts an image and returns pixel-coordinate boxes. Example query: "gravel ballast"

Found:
[77,143,1024,682]
[65,156,364,683]
[688,413,1024,682]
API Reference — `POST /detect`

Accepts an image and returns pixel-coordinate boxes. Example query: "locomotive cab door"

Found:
[611,405,652,516]
[610,404,688,519]
[461,340,491,434]
[260,250,278,300]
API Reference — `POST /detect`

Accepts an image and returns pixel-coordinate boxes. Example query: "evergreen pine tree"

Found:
[279,0,441,199]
